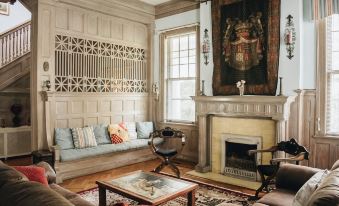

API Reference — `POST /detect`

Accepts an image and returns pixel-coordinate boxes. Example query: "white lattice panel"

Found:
[55,35,147,93]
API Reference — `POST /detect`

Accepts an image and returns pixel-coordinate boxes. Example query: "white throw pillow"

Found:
[124,122,137,140]
[292,170,329,206]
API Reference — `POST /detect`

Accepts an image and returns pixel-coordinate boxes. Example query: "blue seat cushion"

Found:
[92,124,110,145]
[55,128,74,150]
[60,138,163,162]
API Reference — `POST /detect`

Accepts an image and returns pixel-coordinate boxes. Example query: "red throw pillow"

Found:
[13,166,48,186]
[111,134,124,144]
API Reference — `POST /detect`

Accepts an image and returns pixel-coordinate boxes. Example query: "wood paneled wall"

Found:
[54,5,149,49]
[43,92,149,147]
[289,89,339,169]
[30,0,154,150]
[158,122,198,163]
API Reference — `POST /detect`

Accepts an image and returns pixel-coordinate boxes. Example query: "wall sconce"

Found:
[152,82,159,101]
[43,80,51,91]
[202,29,210,65]
[284,14,296,59]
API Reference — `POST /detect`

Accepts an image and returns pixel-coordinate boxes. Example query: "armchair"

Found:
[248,138,309,199]
[148,127,186,178]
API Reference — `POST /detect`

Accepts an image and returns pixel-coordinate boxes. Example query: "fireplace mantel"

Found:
[192,95,296,121]
[192,95,297,173]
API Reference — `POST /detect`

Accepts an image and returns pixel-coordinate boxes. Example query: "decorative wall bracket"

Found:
[152,82,159,101]
[202,29,210,65]
[284,15,296,59]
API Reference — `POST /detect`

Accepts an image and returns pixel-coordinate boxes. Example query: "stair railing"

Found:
[0,21,31,68]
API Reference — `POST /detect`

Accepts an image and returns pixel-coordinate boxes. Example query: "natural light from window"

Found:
[326,14,339,134]
[166,33,196,123]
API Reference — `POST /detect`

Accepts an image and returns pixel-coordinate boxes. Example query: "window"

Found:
[164,30,197,123]
[325,14,339,135]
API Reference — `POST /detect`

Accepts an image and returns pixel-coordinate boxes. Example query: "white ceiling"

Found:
[139,0,172,5]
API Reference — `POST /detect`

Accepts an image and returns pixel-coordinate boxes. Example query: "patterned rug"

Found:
[78,184,254,206]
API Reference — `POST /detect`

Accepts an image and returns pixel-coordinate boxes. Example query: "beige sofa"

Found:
[0,161,94,206]
[254,160,339,206]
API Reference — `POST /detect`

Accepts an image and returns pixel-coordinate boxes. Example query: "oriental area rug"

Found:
[78,184,254,206]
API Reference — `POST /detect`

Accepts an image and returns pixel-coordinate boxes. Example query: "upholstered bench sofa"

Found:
[52,122,162,183]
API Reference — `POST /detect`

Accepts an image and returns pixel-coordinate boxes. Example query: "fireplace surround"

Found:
[192,95,296,173]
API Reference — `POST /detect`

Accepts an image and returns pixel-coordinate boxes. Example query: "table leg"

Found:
[98,186,107,206]
[187,190,195,206]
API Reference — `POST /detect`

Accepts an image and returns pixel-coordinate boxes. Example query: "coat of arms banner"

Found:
[212,0,280,95]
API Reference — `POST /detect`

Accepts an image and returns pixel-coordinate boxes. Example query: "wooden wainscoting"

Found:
[42,92,149,148]
[158,122,198,163]
[289,89,339,169]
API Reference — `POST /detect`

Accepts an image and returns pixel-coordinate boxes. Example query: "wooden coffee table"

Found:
[96,170,198,206]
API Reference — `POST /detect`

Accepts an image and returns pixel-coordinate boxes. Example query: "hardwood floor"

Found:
[60,159,194,193]
[1,155,32,166]
[4,156,257,196]
[59,159,257,196]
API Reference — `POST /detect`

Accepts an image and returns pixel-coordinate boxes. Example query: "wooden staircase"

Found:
[0,21,31,90]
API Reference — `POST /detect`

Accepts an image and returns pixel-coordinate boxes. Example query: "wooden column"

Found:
[195,114,211,172]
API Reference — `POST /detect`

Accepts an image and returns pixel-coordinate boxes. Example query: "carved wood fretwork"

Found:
[54,34,147,93]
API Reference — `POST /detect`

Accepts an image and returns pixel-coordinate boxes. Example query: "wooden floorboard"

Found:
[59,159,257,196]
[4,157,257,196]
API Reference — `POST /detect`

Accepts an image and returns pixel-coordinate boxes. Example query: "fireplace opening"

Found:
[225,142,257,172]
[221,134,262,181]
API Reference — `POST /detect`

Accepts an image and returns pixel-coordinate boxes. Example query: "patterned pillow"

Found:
[111,134,124,144]
[108,124,129,142]
[71,126,97,149]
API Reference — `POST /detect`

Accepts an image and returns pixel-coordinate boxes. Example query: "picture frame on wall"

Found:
[0,3,10,16]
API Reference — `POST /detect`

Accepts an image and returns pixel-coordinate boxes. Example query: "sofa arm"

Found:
[36,161,56,184]
[50,145,61,162]
[275,163,321,192]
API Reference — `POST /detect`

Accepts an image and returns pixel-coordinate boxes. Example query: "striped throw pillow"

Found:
[71,126,97,149]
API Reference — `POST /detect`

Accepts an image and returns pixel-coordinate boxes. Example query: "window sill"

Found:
[158,121,197,127]
[313,135,339,140]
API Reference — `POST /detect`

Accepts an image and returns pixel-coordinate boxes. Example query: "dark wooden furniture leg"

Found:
[187,190,195,206]
[169,161,180,178]
[98,186,107,206]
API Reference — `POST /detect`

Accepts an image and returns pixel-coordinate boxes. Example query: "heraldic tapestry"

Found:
[212,0,280,95]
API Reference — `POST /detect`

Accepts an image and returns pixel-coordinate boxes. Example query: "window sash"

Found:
[165,31,197,123]
[324,14,339,135]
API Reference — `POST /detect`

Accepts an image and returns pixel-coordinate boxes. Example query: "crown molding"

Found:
[38,0,156,24]
[155,0,199,19]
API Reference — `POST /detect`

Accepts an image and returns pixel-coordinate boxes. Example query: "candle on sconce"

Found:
[278,77,283,96]
[285,29,293,45]
[200,80,206,96]
[288,30,292,44]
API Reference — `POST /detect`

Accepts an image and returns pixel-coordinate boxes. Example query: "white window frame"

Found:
[159,25,200,125]
[315,15,339,138]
